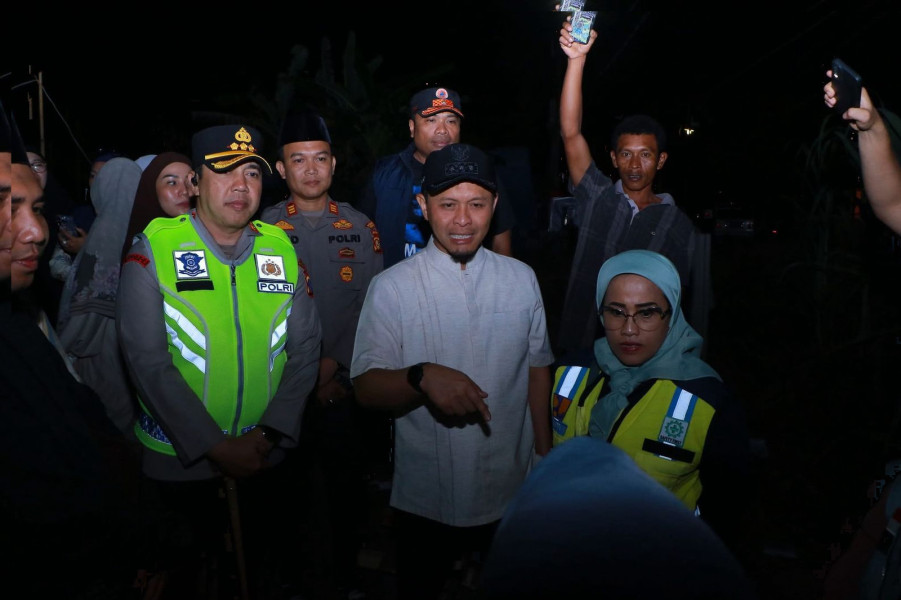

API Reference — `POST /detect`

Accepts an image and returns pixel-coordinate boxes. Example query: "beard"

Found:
[449,249,478,264]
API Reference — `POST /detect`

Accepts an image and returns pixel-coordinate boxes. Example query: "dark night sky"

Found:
[10,0,901,211]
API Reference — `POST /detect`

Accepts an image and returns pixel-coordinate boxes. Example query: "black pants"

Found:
[143,459,301,599]
[394,509,499,600]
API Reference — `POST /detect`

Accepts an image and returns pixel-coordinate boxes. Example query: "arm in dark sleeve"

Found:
[116,238,226,466]
[693,380,752,551]
[261,281,322,444]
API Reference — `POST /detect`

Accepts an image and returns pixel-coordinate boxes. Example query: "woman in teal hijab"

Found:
[591,249,721,439]
[552,249,750,551]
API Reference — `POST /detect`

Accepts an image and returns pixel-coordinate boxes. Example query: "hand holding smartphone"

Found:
[831,58,862,115]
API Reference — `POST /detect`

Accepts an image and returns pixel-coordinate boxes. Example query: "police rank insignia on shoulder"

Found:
[255,254,294,294]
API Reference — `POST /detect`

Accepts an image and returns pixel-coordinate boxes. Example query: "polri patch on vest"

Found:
[174,250,209,279]
[256,254,294,294]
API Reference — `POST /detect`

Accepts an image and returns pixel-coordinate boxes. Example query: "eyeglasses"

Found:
[599,305,671,331]
[30,161,47,174]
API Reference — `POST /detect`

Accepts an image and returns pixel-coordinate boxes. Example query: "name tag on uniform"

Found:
[256,254,294,294]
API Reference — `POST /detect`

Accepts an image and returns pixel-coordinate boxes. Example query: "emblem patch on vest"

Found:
[174,250,208,279]
[255,254,294,294]
[659,417,688,447]
[339,266,353,282]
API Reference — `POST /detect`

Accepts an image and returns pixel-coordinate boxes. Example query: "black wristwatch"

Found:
[258,425,283,448]
[407,362,429,394]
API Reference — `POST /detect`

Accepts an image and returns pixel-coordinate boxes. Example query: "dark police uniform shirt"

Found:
[262,198,383,368]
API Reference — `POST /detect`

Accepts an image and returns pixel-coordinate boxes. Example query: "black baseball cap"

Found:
[421,143,496,196]
[192,124,272,175]
[410,87,464,118]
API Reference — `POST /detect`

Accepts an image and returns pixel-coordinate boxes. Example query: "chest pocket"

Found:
[326,253,365,292]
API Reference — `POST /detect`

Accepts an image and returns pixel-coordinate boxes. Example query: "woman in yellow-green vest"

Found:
[551,249,750,549]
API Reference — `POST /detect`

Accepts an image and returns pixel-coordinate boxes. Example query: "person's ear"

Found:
[609,149,618,169]
[409,119,415,139]
[275,161,287,180]
[657,151,668,170]
[416,193,429,221]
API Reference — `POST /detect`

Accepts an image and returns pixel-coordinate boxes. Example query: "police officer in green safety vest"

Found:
[117,124,322,595]
[550,249,750,551]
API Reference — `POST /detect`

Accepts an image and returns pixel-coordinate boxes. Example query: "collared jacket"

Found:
[262,198,382,369]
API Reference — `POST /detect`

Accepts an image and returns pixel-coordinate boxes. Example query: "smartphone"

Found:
[57,214,78,236]
[831,57,862,115]
[571,10,596,44]
[559,0,584,11]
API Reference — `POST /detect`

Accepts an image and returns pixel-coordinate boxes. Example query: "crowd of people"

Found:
[3,11,900,600]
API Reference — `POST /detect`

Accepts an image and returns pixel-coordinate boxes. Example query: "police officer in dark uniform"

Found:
[261,108,383,598]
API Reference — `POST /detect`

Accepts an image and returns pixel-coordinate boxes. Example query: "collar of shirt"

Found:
[614,180,676,219]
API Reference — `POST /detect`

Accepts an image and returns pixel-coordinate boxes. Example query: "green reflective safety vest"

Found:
[135,215,298,456]
[551,365,715,510]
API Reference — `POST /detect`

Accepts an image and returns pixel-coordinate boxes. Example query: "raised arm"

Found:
[825,74,901,234]
[559,15,598,188]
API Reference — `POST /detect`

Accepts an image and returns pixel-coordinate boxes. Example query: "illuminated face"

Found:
[155,161,195,217]
[10,163,48,292]
[417,181,496,265]
[601,274,671,367]
[196,162,262,243]
[410,112,462,164]
[276,141,335,204]
[609,134,667,197]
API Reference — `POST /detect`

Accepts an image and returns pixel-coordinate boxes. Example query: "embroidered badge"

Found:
[255,254,294,294]
[298,258,314,297]
[273,219,295,231]
[657,387,697,448]
[286,202,298,216]
[332,219,352,230]
[249,222,260,234]
[125,253,150,267]
[371,229,382,253]
[338,247,356,258]
[174,250,208,279]
[328,201,339,215]
[659,417,688,446]
[340,266,353,282]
